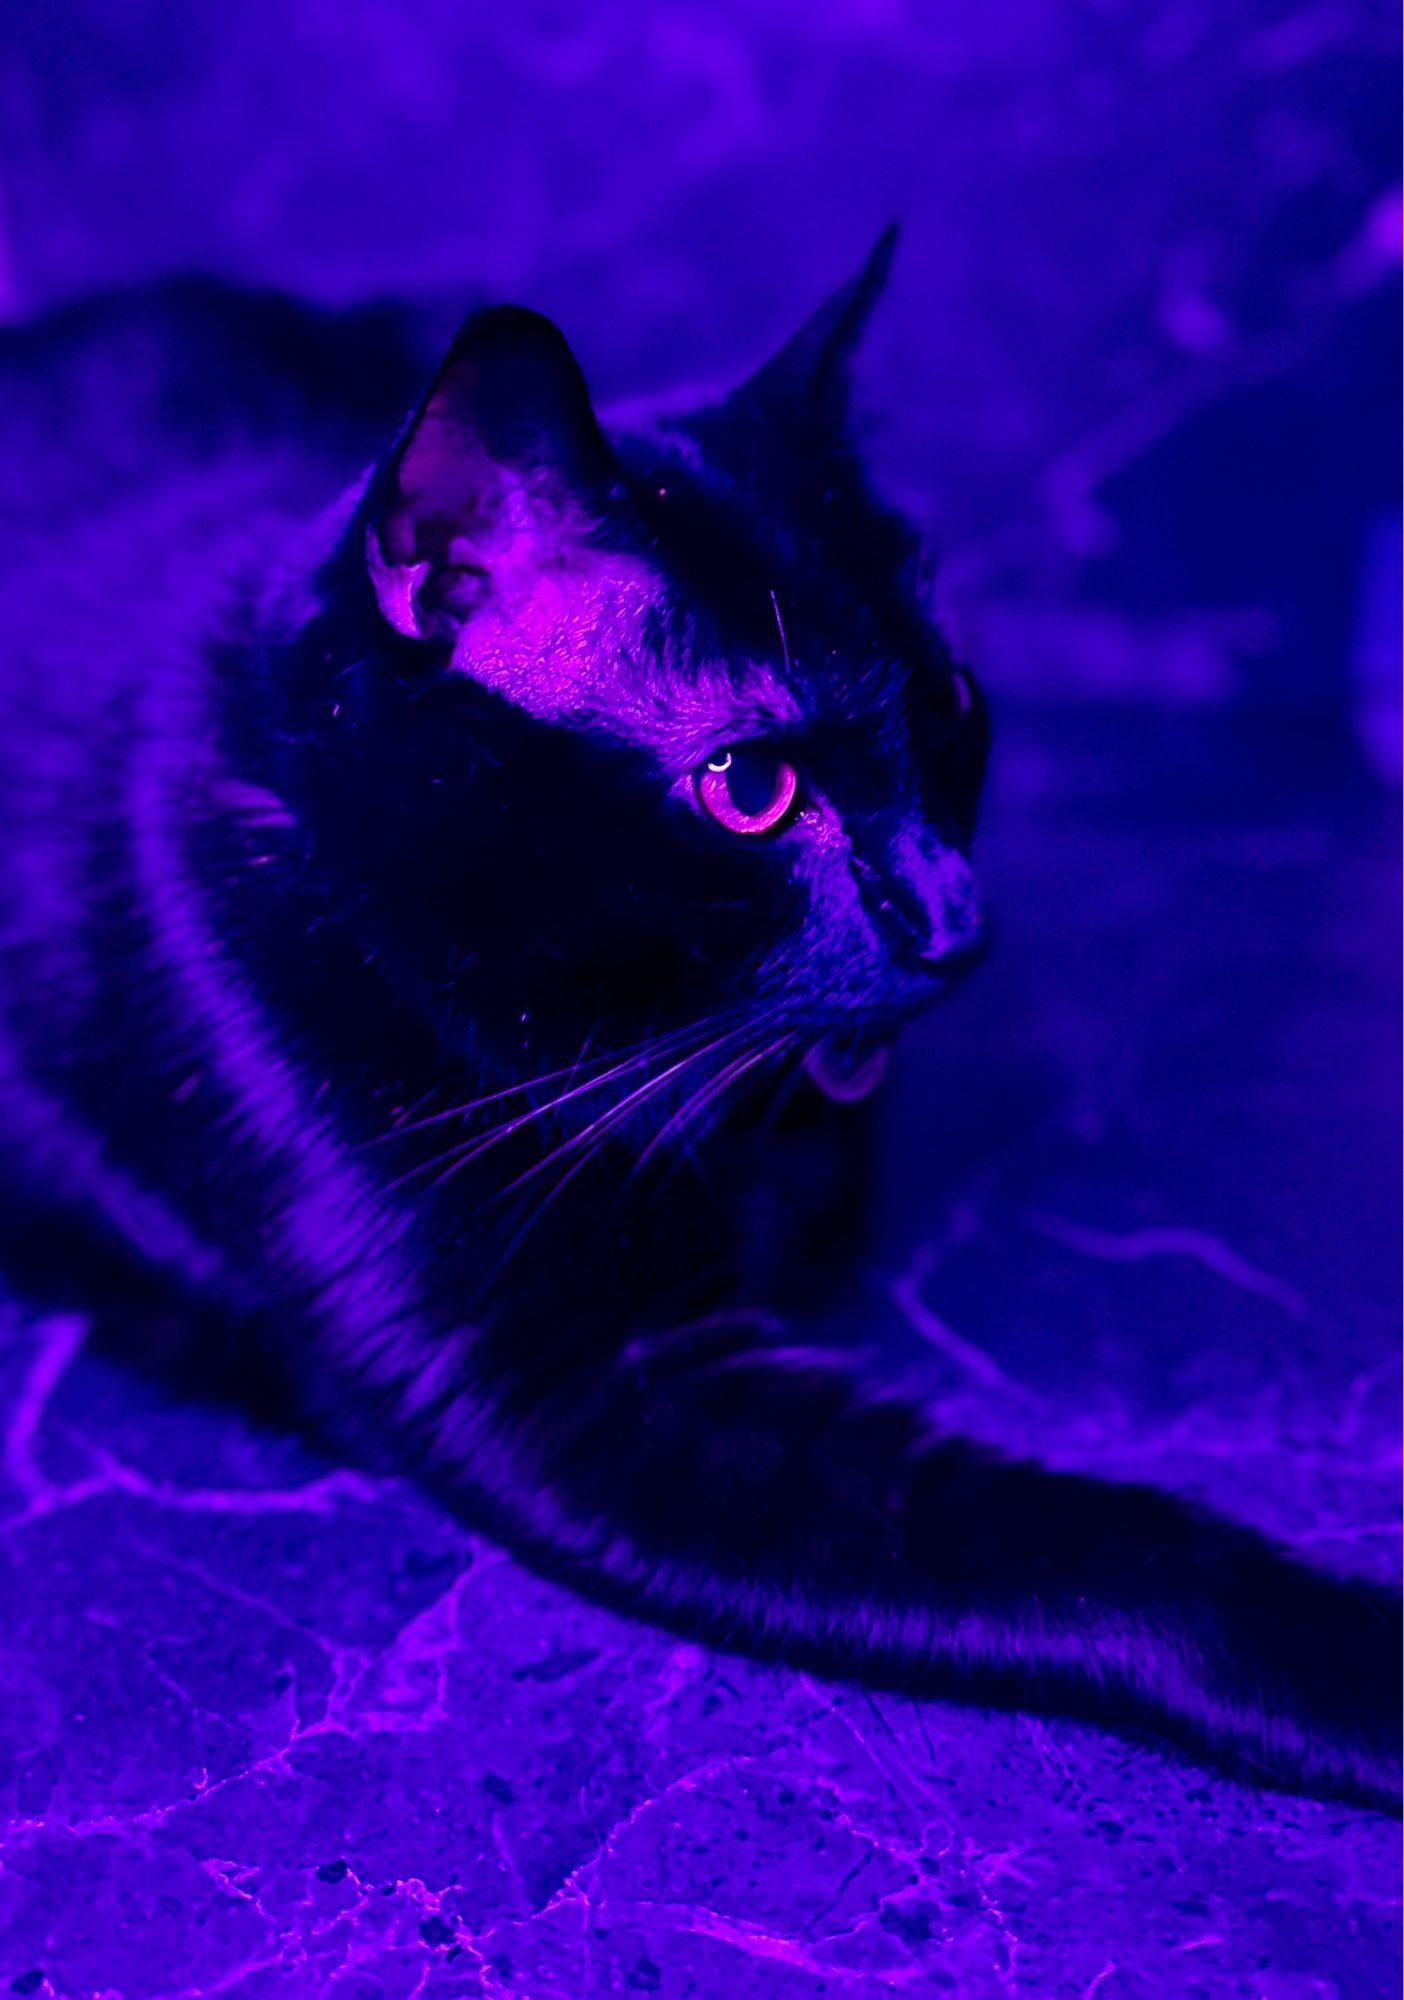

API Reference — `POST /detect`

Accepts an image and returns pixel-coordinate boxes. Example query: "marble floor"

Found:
[0,700,1398,1999]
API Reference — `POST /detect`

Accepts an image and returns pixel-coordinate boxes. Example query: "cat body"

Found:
[0,250,1396,1812]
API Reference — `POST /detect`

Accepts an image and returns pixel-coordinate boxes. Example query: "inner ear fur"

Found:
[368,304,620,640]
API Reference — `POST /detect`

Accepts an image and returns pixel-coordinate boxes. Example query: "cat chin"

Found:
[804,1034,891,1103]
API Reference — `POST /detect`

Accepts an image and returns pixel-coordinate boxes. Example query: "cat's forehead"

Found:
[436,423,919,763]
[445,537,805,768]
[614,425,924,700]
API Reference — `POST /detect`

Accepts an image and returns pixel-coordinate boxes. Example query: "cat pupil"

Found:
[723,746,779,816]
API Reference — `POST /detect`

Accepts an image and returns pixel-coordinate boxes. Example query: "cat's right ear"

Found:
[365,306,620,643]
[725,225,898,442]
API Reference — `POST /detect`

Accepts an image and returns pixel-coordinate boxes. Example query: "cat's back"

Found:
[0,276,431,848]
[0,277,430,1059]
[0,275,430,524]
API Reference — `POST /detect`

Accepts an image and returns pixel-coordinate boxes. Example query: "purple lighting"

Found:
[0,4,1399,1998]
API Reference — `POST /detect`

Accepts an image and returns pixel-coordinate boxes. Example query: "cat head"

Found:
[285,230,988,1104]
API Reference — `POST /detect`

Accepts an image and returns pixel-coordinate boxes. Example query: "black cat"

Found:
[0,237,1396,1812]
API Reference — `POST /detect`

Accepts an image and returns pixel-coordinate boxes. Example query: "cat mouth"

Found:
[804,1033,892,1103]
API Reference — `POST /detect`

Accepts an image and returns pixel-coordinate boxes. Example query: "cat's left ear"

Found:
[726,224,898,439]
[366,305,620,642]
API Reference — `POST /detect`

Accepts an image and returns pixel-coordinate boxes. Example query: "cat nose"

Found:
[851,843,985,974]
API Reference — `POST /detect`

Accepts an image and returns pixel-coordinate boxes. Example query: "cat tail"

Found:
[448,1312,1401,1813]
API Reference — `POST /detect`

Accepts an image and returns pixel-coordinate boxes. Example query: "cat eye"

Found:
[695,744,799,836]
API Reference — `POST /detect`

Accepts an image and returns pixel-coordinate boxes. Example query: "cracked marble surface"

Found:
[0,2,1396,1987]
[0,703,1397,1999]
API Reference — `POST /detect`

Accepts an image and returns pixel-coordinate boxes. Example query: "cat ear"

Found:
[367,305,620,641]
[727,224,898,437]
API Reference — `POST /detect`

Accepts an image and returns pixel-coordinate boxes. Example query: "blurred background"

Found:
[0,16,1399,1991]
[2,0,1398,759]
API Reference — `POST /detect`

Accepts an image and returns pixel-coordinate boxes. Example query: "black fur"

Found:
[0,254,1396,1814]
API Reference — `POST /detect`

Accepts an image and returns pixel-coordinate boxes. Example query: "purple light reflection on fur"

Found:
[0,6,1398,1999]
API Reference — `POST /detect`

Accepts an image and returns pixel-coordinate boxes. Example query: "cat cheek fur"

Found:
[765,841,892,1014]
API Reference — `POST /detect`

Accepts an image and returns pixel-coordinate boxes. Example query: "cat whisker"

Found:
[490,1018,765,1203]
[480,1016,793,1288]
[629,1033,796,1185]
[362,1010,733,1151]
[769,588,792,676]
[473,1035,752,1290]
[378,1013,747,1194]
